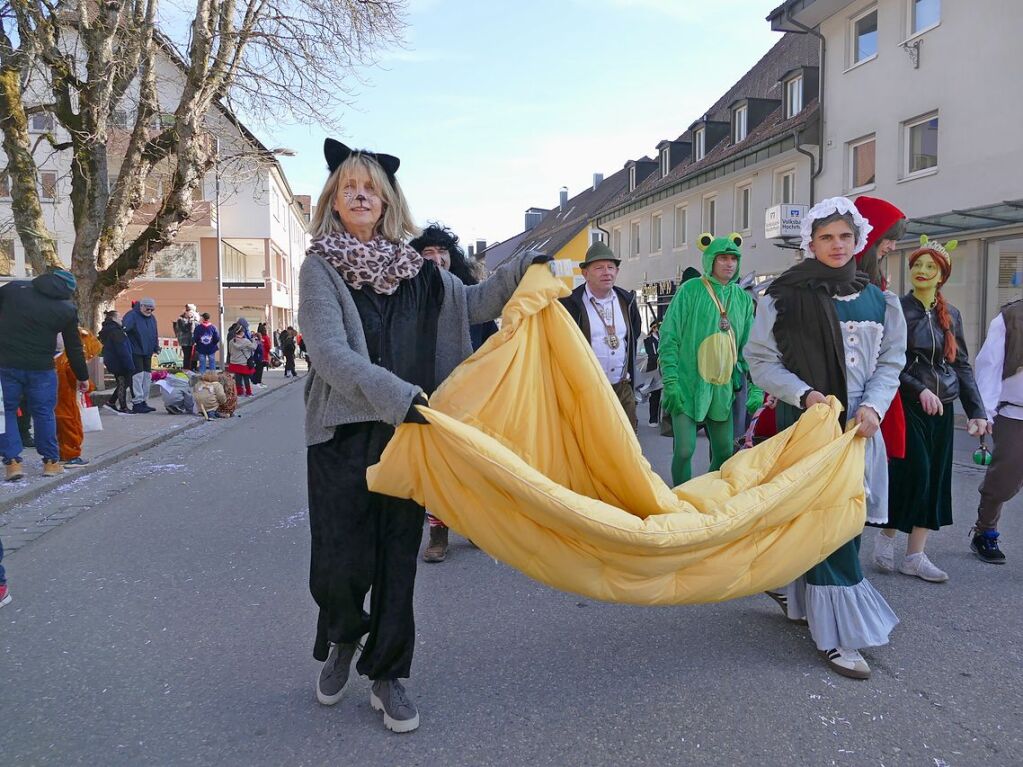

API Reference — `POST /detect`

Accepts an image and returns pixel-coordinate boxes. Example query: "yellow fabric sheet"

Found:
[367,265,867,606]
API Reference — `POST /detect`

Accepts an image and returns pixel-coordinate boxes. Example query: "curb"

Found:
[0,378,302,516]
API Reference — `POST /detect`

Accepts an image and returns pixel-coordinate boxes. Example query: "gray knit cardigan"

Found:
[298,248,534,447]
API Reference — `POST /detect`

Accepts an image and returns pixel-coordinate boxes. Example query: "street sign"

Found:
[765,204,808,239]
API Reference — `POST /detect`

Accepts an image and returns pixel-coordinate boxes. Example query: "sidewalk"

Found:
[0,365,306,514]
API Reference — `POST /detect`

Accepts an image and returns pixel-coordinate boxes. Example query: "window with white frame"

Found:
[39,171,57,200]
[145,242,200,280]
[775,168,797,204]
[629,166,637,192]
[851,7,878,65]
[735,184,752,232]
[0,240,13,277]
[849,135,877,190]
[784,76,803,119]
[702,195,717,234]
[694,128,706,162]
[111,109,132,130]
[29,112,55,133]
[904,113,939,176]
[651,212,663,252]
[590,230,604,245]
[733,105,748,143]
[910,0,940,36]
[630,220,641,258]
[660,148,670,178]
[674,204,687,248]
[612,227,623,259]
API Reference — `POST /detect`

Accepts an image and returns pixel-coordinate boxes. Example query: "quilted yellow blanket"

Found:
[367,265,866,605]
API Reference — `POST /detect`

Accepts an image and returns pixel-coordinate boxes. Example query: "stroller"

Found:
[268,349,284,369]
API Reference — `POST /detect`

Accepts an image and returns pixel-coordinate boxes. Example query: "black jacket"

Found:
[0,273,88,379]
[98,318,136,376]
[560,284,642,385]
[643,333,659,373]
[899,293,985,418]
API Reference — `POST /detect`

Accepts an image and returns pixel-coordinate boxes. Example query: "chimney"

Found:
[525,208,544,230]
[592,173,604,191]
[559,186,569,210]
[467,245,475,258]
[475,239,487,257]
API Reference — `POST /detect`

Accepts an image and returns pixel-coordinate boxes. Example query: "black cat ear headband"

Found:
[323,138,400,186]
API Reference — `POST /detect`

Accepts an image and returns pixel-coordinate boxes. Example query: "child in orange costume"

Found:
[56,329,102,465]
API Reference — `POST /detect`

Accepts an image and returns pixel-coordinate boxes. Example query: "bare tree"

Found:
[0,0,406,328]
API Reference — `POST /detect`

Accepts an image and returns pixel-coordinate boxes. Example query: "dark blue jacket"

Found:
[98,318,136,376]
[192,322,220,354]
[122,305,160,356]
[0,273,89,378]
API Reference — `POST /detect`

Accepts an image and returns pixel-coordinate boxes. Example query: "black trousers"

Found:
[284,353,296,377]
[648,389,661,424]
[251,361,265,385]
[307,422,424,679]
[112,374,132,410]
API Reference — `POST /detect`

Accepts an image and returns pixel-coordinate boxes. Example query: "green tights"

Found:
[671,412,734,486]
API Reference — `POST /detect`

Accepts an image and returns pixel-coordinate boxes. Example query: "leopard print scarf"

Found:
[310,231,423,295]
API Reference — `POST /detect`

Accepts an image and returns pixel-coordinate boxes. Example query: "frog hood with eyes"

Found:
[697,232,744,284]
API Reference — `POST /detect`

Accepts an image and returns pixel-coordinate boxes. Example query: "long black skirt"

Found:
[307,422,424,680]
[886,400,954,533]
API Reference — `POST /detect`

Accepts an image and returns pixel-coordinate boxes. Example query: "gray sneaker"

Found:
[370,680,420,733]
[316,641,359,705]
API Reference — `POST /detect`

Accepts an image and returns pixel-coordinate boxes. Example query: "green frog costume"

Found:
[659,233,755,484]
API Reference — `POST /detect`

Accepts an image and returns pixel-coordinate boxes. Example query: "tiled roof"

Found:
[596,32,819,219]
[485,166,631,268]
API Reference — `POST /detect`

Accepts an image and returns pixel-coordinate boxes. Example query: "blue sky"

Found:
[265,0,781,246]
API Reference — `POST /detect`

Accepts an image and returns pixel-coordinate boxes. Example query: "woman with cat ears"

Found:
[876,236,989,582]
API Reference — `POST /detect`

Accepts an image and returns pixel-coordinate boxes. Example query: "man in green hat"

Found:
[559,242,642,429]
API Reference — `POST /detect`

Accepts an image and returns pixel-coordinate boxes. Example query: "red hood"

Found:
[855,195,906,261]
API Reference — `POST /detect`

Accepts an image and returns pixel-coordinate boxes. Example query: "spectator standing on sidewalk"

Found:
[227,327,256,397]
[643,322,662,426]
[99,310,136,414]
[281,327,298,377]
[122,297,159,414]
[970,298,1023,564]
[192,313,220,373]
[55,327,103,467]
[252,322,271,388]
[0,269,90,481]
[173,304,200,371]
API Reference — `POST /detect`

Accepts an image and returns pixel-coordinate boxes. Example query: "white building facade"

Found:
[769,0,1023,350]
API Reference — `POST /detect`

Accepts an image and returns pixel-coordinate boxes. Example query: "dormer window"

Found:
[733,105,748,143]
[629,166,637,192]
[784,75,803,119]
[660,148,670,178]
[694,128,706,161]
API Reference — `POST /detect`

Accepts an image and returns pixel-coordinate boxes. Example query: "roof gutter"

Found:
[784,1,825,188]
[793,128,817,204]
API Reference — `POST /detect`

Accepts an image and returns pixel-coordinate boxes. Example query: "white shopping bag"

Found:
[78,393,103,433]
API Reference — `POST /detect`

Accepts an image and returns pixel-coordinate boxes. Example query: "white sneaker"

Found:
[820,647,871,679]
[899,552,949,583]
[873,533,896,573]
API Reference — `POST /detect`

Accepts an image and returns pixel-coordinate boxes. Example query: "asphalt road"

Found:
[1,385,1020,766]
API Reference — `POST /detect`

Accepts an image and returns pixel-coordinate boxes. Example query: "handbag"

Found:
[659,404,673,438]
[78,392,103,433]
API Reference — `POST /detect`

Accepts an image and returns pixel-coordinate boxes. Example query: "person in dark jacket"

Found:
[559,242,643,430]
[643,322,662,425]
[98,310,136,414]
[409,222,498,562]
[877,237,989,582]
[281,327,297,377]
[122,297,159,413]
[173,304,200,371]
[192,313,220,373]
[0,269,89,480]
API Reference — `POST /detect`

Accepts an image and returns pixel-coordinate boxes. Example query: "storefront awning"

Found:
[906,199,1023,238]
